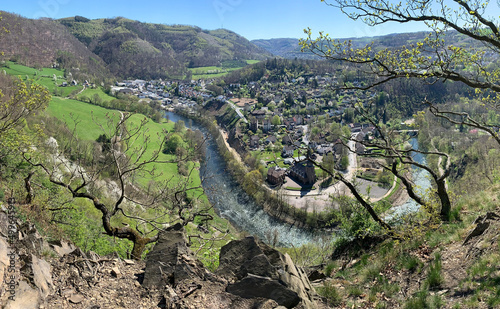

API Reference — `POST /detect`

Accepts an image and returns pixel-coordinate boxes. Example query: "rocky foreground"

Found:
[0,209,325,309]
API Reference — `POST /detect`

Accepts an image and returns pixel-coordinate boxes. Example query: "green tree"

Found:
[243,169,263,195]
[271,115,281,126]
[0,76,50,160]
[322,152,335,176]
[174,119,185,132]
[338,155,348,171]
[300,0,500,222]
[163,133,185,155]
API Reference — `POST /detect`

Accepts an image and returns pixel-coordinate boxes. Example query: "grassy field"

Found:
[2,61,81,96]
[47,97,121,140]
[48,98,204,197]
[47,97,195,187]
[189,60,261,79]
[77,87,115,102]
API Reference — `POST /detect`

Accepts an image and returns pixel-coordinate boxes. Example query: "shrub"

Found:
[317,281,342,307]
[425,252,444,290]
[401,254,421,273]
[404,291,429,309]
[324,261,336,277]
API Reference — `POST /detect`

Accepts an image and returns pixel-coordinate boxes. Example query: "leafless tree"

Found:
[24,113,210,259]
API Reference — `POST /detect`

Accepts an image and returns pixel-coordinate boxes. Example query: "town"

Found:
[110,68,401,212]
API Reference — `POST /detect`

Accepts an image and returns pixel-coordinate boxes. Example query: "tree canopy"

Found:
[301,0,500,225]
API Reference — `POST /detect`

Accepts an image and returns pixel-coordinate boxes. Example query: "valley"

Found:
[1,3,500,308]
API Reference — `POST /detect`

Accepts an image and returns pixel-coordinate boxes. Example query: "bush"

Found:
[317,281,342,307]
[401,253,421,273]
[425,252,444,290]
[324,261,336,277]
[404,291,429,309]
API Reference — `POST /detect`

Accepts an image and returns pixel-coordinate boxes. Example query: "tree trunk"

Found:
[437,180,451,221]
[24,172,34,204]
[131,237,148,260]
[342,179,392,231]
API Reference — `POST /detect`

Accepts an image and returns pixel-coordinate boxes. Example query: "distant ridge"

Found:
[58,16,273,79]
[0,12,272,80]
[252,31,480,59]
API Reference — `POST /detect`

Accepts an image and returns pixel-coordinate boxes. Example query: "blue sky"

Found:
[2,0,500,40]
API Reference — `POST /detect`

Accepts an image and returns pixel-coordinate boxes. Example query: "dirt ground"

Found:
[230,98,258,107]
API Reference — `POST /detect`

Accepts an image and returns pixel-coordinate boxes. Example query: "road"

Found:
[226,100,248,123]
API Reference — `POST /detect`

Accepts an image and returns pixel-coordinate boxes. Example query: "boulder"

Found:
[0,237,10,289]
[31,254,53,299]
[226,274,301,308]
[4,280,40,309]
[218,236,316,308]
[48,240,76,257]
[142,224,206,288]
[217,236,282,281]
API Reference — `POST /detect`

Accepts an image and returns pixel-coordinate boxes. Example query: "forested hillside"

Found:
[0,12,112,83]
[0,12,272,81]
[58,16,272,79]
[254,30,492,59]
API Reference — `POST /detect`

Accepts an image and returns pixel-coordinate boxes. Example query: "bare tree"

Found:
[24,113,209,259]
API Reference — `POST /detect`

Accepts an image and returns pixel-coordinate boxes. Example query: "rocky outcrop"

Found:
[142,223,207,288]
[217,236,317,309]
[142,231,318,308]
[226,274,301,308]
[0,211,55,309]
[0,206,320,309]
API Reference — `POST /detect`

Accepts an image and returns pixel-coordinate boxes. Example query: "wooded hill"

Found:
[59,16,273,79]
[0,12,272,80]
[253,30,492,59]
[0,12,112,83]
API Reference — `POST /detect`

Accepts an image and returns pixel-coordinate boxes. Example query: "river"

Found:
[165,111,430,244]
[165,111,320,246]
[385,138,432,221]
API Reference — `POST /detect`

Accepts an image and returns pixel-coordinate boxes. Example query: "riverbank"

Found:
[172,106,415,231]
[168,108,324,245]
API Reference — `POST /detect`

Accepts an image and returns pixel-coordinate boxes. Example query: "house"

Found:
[282,146,294,157]
[267,166,286,185]
[265,136,277,145]
[289,161,316,185]
[118,88,134,95]
[263,118,272,133]
[355,131,366,142]
[250,135,260,149]
[282,135,292,145]
[250,118,258,133]
[333,139,345,154]
[317,145,333,155]
[355,142,366,154]
[251,109,267,119]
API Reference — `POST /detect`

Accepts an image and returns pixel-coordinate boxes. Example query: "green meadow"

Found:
[189,60,260,79]
[2,61,81,96]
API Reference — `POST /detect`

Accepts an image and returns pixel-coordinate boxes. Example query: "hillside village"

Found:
[110,71,384,196]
